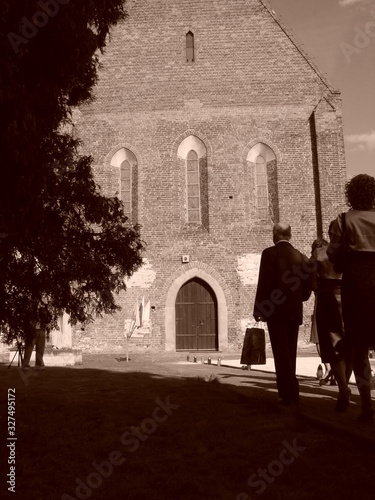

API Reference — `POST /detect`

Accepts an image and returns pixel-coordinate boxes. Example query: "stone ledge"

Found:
[8,347,82,367]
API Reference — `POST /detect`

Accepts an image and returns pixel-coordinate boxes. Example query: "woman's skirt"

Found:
[316,278,345,363]
[341,252,375,348]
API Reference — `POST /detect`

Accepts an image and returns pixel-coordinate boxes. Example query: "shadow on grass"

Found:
[1,363,374,500]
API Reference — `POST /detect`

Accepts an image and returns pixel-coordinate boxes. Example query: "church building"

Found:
[72,0,347,353]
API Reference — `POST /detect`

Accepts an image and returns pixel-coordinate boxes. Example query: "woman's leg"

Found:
[331,359,347,391]
[352,344,373,412]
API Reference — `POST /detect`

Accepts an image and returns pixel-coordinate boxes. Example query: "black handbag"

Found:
[240,324,266,365]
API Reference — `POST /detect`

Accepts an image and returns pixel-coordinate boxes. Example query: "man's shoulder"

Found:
[262,242,306,259]
[261,245,277,258]
[276,241,307,261]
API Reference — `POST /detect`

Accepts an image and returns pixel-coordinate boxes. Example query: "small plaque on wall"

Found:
[181,255,190,263]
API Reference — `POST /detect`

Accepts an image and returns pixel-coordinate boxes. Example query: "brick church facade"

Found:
[72,0,347,353]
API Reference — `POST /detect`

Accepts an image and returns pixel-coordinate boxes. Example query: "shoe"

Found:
[34,365,45,371]
[319,370,332,386]
[22,365,31,371]
[335,387,351,412]
[357,408,375,423]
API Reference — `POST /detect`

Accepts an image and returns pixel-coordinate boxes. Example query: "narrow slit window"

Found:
[187,150,200,222]
[120,159,132,220]
[186,31,194,63]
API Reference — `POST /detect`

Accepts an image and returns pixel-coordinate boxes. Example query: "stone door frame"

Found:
[165,267,228,351]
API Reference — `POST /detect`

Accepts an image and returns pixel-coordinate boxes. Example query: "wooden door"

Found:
[175,278,218,350]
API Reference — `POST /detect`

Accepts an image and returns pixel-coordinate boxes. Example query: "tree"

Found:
[0,0,145,343]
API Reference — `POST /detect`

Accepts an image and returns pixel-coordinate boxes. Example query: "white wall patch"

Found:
[125,258,156,289]
[237,254,261,285]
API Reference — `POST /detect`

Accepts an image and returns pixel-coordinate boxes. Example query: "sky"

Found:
[268,0,375,179]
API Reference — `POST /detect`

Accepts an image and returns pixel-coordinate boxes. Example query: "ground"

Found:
[1,351,374,500]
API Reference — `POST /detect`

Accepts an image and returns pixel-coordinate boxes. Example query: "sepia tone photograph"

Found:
[1,1,375,499]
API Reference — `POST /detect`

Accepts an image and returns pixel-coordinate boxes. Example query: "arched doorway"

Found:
[175,278,218,351]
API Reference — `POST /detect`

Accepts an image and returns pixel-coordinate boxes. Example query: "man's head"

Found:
[273,222,291,244]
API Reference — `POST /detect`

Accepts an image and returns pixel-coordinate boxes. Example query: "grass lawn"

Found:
[1,355,374,500]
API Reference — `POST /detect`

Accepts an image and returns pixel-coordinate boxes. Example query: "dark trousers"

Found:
[267,320,300,403]
[23,329,46,367]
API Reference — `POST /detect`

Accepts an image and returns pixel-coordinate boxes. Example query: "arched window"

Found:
[255,155,268,218]
[186,31,194,63]
[177,135,208,228]
[187,150,200,222]
[120,160,131,220]
[110,148,138,223]
[246,143,278,222]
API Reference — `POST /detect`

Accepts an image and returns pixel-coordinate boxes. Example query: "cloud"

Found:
[345,131,375,150]
[339,0,368,6]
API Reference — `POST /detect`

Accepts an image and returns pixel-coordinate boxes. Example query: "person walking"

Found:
[328,174,375,422]
[310,231,352,412]
[253,222,312,406]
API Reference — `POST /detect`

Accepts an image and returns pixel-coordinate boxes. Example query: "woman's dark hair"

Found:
[345,174,375,210]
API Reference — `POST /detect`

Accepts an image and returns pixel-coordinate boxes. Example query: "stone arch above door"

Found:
[165,267,228,351]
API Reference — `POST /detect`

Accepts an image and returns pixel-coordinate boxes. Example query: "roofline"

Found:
[258,0,339,94]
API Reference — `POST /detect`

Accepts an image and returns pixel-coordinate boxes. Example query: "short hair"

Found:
[273,222,291,241]
[345,174,375,210]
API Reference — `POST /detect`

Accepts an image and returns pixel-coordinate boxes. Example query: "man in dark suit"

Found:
[253,223,312,405]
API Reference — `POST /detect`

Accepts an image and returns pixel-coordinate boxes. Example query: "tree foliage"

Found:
[0,0,145,343]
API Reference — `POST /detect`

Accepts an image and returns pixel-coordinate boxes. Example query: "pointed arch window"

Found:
[178,136,208,228]
[247,143,278,222]
[186,31,194,63]
[255,155,268,218]
[110,148,138,223]
[120,160,131,220]
[187,150,200,222]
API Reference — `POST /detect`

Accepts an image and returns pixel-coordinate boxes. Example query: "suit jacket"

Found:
[253,241,311,325]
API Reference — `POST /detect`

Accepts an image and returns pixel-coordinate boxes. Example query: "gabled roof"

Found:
[259,0,339,94]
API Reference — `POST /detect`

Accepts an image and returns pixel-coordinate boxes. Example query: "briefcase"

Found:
[240,326,266,365]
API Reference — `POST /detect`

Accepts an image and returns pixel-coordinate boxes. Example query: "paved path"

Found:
[214,356,360,382]
[177,353,375,382]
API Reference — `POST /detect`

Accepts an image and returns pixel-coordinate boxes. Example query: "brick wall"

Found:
[73,0,346,352]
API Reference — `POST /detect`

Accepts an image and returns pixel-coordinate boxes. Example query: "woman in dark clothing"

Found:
[328,174,375,422]
[311,232,352,412]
